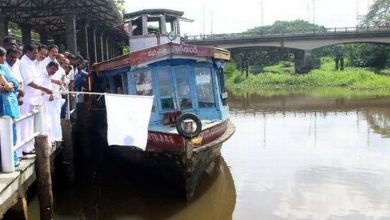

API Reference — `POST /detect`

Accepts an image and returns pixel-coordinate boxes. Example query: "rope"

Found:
[25,90,142,98]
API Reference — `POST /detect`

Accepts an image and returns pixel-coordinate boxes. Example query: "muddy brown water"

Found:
[25,92,390,220]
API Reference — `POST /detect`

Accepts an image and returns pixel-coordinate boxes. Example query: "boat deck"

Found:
[194,120,235,153]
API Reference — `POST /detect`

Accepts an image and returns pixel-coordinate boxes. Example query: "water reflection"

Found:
[30,156,236,220]
[365,109,390,138]
[229,92,390,139]
[222,92,390,219]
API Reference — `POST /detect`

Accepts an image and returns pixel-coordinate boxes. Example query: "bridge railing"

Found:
[184,25,390,41]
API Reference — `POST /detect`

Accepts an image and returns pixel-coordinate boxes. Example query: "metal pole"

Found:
[33,105,43,134]
[210,10,213,35]
[66,92,71,120]
[85,24,90,59]
[0,116,15,173]
[202,5,205,36]
[356,0,359,26]
[93,29,97,62]
[312,0,316,24]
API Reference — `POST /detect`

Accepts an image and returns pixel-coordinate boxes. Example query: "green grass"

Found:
[225,61,390,91]
[262,61,295,74]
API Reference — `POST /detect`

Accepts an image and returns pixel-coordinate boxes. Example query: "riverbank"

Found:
[225,59,390,95]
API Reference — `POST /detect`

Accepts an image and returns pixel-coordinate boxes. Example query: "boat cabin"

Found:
[94,9,230,127]
[124,9,191,52]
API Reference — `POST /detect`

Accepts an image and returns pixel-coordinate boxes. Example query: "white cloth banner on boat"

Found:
[104,94,154,150]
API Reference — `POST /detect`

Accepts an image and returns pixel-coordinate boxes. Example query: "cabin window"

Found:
[133,70,155,111]
[134,70,153,95]
[113,75,123,94]
[156,67,175,110]
[174,67,192,110]
[122,73,128,94]
[147,21,160,34]
[194,67,215,108]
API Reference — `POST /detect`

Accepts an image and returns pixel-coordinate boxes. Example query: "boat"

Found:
[90,9,235,200]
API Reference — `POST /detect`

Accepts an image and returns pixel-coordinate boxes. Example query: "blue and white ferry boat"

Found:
[92,9,235,199]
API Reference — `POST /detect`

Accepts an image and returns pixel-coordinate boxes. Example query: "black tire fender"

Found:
[175,113,202,139]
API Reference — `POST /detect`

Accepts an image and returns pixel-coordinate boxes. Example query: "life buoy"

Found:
[175,113,202,139]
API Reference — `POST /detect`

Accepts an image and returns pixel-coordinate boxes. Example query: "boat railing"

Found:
[0,106,43,173]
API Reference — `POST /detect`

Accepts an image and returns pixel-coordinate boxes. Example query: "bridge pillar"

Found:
[295,50,313,74]
[304,50,312,67]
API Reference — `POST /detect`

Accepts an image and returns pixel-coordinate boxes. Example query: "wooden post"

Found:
[8,196,29,220]
[61,119,74,183]
[184,121,193,160]
[35,135,54,220]
[19,196,28,220]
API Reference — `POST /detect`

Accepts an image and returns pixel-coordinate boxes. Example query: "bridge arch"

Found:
[185,30,390,74]
[185,29,390,51]
[219,38,390,51]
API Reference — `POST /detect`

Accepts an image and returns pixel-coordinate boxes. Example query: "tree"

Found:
[113,0,126,16]
[361,0,390,26]
[349,0,390,68]
[245,20,326,34]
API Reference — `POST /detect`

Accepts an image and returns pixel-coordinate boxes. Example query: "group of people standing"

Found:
[0,36,89,167]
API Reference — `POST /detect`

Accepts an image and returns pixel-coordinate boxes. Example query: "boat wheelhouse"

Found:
[92,9,235,199]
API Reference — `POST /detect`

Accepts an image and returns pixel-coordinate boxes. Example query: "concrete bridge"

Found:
[183,26,390,73]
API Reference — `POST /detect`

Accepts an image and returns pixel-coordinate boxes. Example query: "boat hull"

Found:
[108,121,235,200]
[147,120,229,151]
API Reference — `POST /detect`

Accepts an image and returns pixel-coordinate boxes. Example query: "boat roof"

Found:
[124,9,184,19]
[94,43,230,74]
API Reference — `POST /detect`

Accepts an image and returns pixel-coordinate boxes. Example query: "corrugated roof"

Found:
[124,9,184,19]
[0,0,127,40]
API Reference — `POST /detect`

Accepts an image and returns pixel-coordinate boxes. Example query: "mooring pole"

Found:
[35,135,54,220]
[61,119,74,183]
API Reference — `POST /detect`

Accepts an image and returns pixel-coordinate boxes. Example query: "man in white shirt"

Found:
[19,44,52,155]
[36,44,48,72]
[44,46,64,141]
[42,45,59,66]
[41,61,59,143]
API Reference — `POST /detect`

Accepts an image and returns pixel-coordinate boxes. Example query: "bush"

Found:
[225,61,390,90]
[224,63,236,76]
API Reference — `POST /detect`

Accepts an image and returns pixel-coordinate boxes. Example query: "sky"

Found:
[124,0,375,35]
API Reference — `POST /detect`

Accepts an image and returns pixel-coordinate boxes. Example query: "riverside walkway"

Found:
[0,144,60,218]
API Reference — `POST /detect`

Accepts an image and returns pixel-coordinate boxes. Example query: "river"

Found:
[26,91,390,220]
